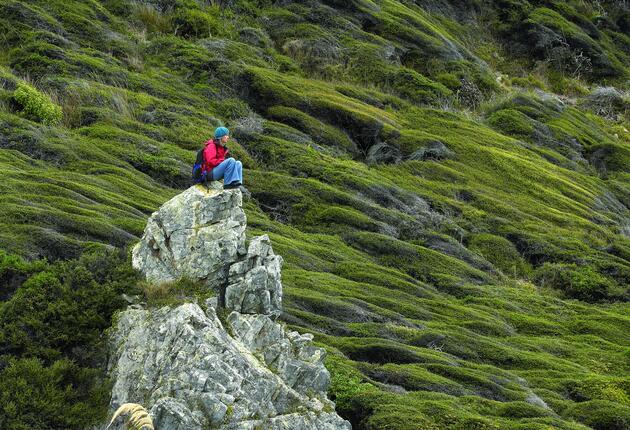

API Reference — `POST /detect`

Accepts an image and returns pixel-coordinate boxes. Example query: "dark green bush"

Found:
[0,357,111,430]
[0,249,137,362]
[172,8,217,39]
[388,68,451,104]
[568,400,630,430]
[0,249,139,429]
[487,109,534,138]
[467,233,531,278]
[325,353,376,416]
[533,262,622,301]
[0,250,46,300]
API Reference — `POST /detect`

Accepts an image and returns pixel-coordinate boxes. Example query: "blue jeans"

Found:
[211,158,242,185]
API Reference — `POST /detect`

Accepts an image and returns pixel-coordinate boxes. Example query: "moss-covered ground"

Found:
[0,0,629,429]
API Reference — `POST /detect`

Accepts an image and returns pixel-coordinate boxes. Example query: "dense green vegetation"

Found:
[0,0,628,429]
[0,249,140,429]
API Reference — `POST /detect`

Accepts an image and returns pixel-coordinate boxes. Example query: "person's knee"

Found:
[236,160,242,167]
[225,157,236,164]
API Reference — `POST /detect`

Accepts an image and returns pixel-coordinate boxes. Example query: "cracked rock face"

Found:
[132,184,247,285]
[108,304,350,430]
[225,235,283,317]
[110,186,351,430]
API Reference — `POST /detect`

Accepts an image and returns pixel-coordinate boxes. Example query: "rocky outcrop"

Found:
[225,235,283,317]
[108,185,351,430]
[131,183,246,286]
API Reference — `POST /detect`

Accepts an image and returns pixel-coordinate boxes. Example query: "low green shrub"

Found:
[510,76,547,91]
[388,68,452,105]
[13,82,62,125]
[325,353,376,415]
[533,262,622,301]
[0,249,139,429]
[467,233,532,278]
[435,72,461,90]
[365,404,438,430]
[567,400,630,430]
[497,401,552,418]
[564,377,630,405]
[0,357,111,430]
[172,8,219,39]
[487,109,534,137]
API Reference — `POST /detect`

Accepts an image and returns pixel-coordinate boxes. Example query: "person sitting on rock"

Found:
[203,126,243,190]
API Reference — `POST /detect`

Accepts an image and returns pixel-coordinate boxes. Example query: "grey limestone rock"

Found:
[225,235,283,316]
[109,185,351,430]
[107,303,350,430]
[227,312,331,397]
[131,184,246,285]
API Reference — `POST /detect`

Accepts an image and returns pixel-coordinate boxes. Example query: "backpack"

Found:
[191,143,211,185]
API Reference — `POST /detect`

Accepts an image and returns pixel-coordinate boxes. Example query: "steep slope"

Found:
[0,0,629,429]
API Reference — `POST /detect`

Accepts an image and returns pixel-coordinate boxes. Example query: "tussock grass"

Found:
[139,277,214,308]
[108,403,154,430]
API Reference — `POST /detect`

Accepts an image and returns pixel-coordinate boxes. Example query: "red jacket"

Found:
[202,139,229,172]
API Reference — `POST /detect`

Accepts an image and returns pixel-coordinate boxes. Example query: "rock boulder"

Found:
[108,186,351,430]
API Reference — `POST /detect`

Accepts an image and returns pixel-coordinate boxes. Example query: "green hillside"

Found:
[0,0,629,429]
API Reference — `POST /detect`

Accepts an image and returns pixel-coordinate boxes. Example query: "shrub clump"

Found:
[13,82,63,125]
[388,68,452,104]
[0,249,140,429]
[486,108,534,137]
[325,353,376,417]
[581,87,629,121]
[467,233,531,278]
[533,262,624,302]
[567,400,630,430]
[172,8,218,39]
[0,357,111,430]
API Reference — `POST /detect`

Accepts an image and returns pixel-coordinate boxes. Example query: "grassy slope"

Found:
[0,0,629,429]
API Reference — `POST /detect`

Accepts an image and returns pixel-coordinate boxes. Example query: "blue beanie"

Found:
[214,126,230,139]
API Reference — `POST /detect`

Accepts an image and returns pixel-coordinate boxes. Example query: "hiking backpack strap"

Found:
[192,148,206,185]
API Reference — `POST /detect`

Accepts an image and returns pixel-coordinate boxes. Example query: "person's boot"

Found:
[223,182,241,190]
